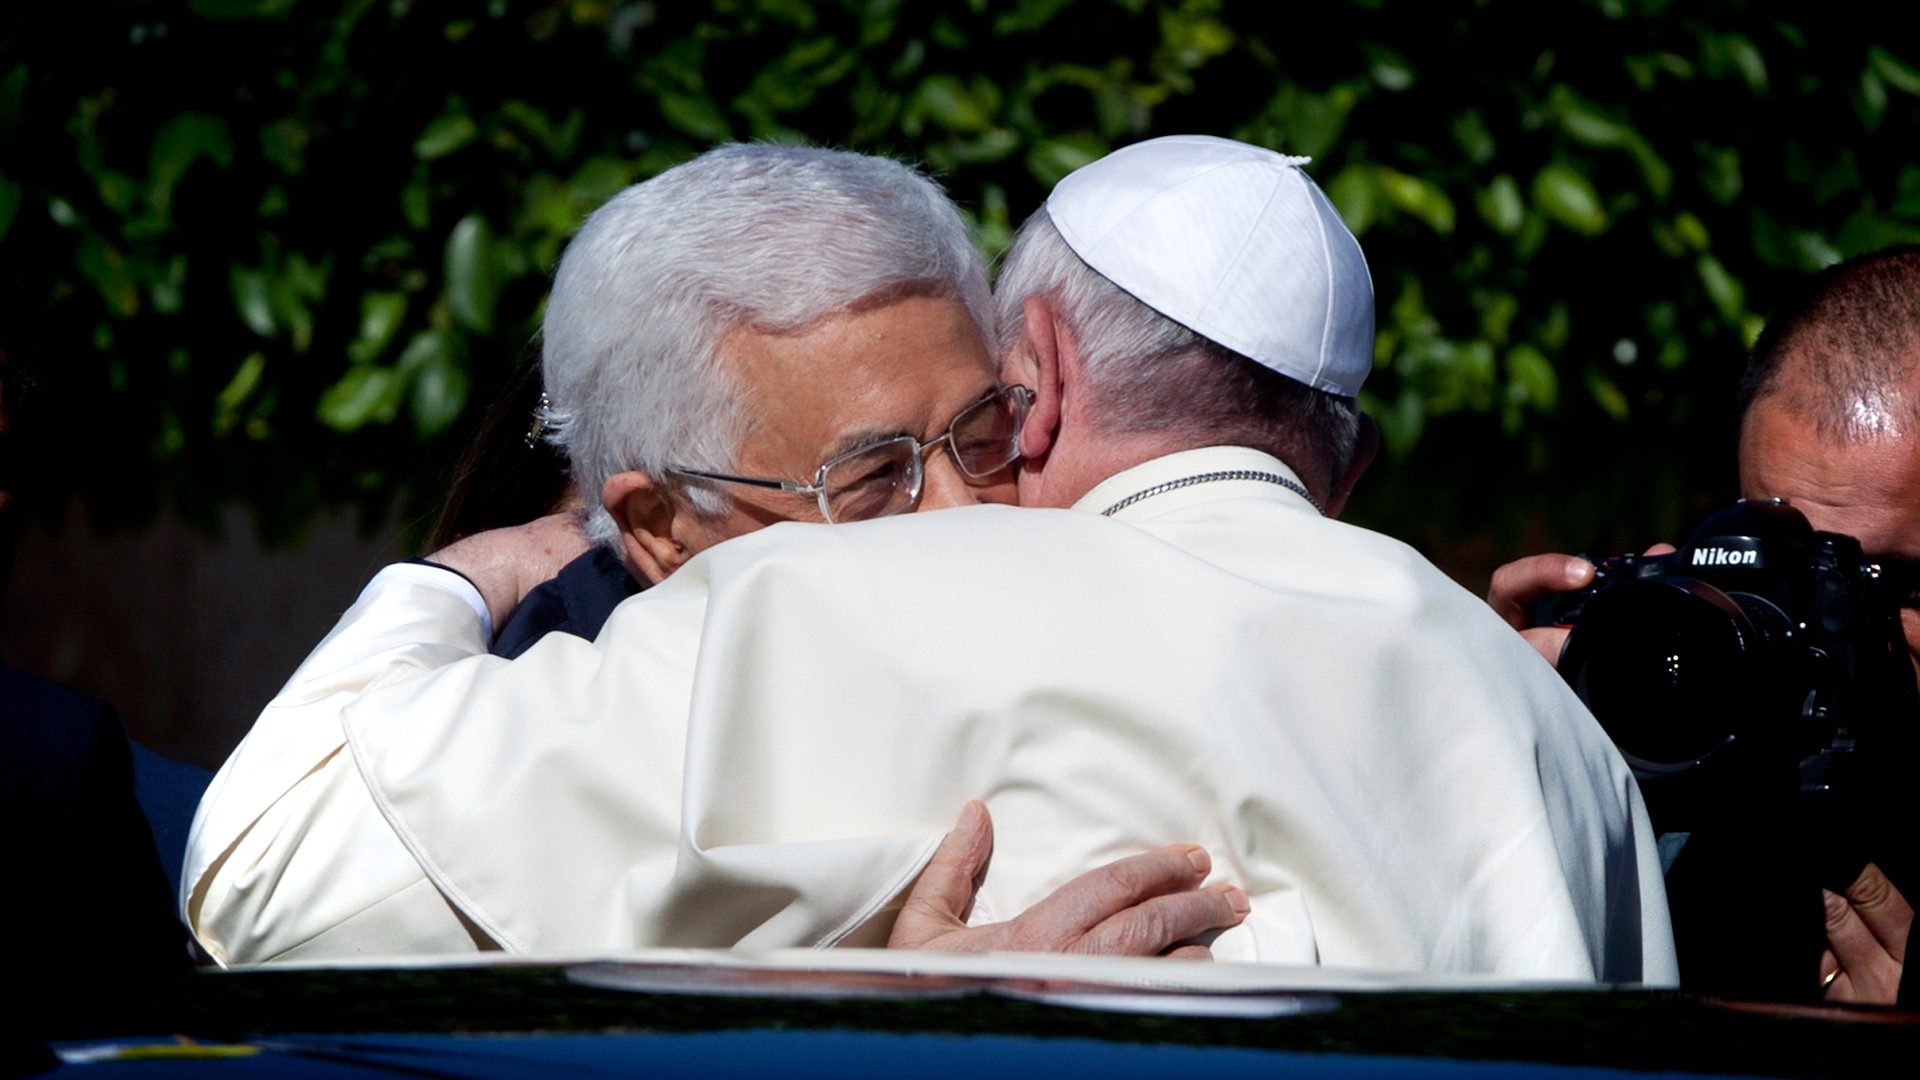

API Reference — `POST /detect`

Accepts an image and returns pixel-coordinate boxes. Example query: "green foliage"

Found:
[3,1,1919,560]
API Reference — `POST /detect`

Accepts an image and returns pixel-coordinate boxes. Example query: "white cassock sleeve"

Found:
[182,563,496,965]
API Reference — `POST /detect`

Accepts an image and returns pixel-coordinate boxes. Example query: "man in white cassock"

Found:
[188,136,1677,982]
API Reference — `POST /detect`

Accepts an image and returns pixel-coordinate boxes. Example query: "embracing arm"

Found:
[183,514,589,963]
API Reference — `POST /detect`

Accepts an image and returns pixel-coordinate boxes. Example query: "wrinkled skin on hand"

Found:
[889,800,1249,958]
[1820,862,1910,1005]
[426,510,594,630]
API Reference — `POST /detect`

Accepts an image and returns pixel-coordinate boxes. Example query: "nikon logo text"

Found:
[1692,547,1759,566]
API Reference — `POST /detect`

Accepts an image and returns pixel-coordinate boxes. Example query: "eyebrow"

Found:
[825,428,915,460]
[822,383,1003,461]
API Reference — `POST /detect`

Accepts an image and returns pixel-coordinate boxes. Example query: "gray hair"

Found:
[992,210,1361,490]
[540,144,992,545]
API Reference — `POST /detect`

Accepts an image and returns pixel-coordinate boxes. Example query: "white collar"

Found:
[1070,446,1320,521]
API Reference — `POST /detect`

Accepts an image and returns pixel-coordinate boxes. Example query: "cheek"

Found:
[973,475,1018,506]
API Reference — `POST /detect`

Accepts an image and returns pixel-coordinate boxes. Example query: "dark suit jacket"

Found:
[1,666,191,973]
[490,546,643,658]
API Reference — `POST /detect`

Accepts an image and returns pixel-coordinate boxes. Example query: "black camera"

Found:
[1543,499,1920,832]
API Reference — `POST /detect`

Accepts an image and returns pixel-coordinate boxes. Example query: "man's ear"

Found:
[1011,295,1067,462]
[1324,412,1380,520]
[603,470,692,585]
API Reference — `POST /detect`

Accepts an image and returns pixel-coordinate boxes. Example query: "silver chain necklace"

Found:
[1100,469,1323,517]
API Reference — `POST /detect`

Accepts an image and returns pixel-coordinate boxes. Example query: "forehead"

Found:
[718,295,996,462]
[1739,402,1920,559]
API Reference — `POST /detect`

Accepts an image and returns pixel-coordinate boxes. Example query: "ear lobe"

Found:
[603,470,690,585]
[1015,296,1066,461]
[1324,412,1380,520]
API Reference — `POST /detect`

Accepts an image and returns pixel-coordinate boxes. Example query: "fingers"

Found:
[1069,882,1249,958]
[1006,844,1215,948]
[1487,555,1593,630]
[1821,880,1905,1005]
[1163,943,1213,960]
[1818,948,1844,1001]
[888,801,994,949]
[1845,862,1912,963]
[1519,627,1571,669]
[1643,542,1678,556]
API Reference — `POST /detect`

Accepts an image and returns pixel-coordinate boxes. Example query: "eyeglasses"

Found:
[668,384,1032,524]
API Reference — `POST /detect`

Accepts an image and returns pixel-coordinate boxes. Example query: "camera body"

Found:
[1545,499,1919,831]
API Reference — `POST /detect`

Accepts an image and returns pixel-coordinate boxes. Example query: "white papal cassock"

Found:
[185,446,1677,982]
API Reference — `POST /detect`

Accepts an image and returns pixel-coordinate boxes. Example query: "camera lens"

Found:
[1561,579,1765,770]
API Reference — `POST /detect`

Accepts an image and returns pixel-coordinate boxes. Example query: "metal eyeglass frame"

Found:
[666,384,1033,524]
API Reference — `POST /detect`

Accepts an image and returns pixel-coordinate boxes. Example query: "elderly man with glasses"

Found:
[185,144,1243,965]
[187,138,1674,984]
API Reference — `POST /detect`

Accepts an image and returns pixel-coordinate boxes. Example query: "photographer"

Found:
[1490,247,1920,1006]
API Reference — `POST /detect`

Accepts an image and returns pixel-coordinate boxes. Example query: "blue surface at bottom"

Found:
[46,1030,1770,1079]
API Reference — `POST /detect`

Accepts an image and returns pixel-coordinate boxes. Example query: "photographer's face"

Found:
[1739,400,1920,668]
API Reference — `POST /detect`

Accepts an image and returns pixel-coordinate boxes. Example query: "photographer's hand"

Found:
[1819,862,1910,1005]
[1486,545,1675,668]
[1487,554,1595,667]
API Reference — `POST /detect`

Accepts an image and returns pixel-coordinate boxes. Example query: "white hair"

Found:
[992,209,1360,485]
[540,144,992,545]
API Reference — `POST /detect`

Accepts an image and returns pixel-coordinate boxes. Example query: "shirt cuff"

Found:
[366,560,495,645]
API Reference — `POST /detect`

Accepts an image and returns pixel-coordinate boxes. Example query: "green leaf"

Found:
[1859,69,1888,131]
[1505,344,1558,410]
[1836,210,1920,257]
[259,118,311,175]
[1547,86,1669,197]
[1366,47,1415,92]
[149,253,187,315]
[994,0,1074,36]
[658,92,733,142]
[414,113,478,160]
[268,253,328,352]
[1237,83,1364,162]
[1696,254,1745,322]
[231,266,275,337]
[1672,212,1710,251]
[347,291,409,365]
[1475,175,1524,235]
[911,73,998,134]
[77,234,141,317]
[1894,166,1920,220]
[1452,110,1495,165]
[1585,370,1630,422]
[1025,135,1106,188]
[1869,47,1920,96]
[409,341,470,437]
[402,166,431,231]
[1697,145,1742,206]
[147,113,234,216]
[1725,35,1767,92]
[1480,291,1520,345]
[1532,162,1608,235]
[212,352,266,436]
[1326,165,1377,237]
[1373,167,1455,235]
[444,214,497,333]
[316,364,402,432]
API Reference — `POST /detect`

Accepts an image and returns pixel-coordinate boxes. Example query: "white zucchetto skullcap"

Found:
[1045,134,1376,398]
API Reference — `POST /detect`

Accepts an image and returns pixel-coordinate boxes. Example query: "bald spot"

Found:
[1741,249,1920,443]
